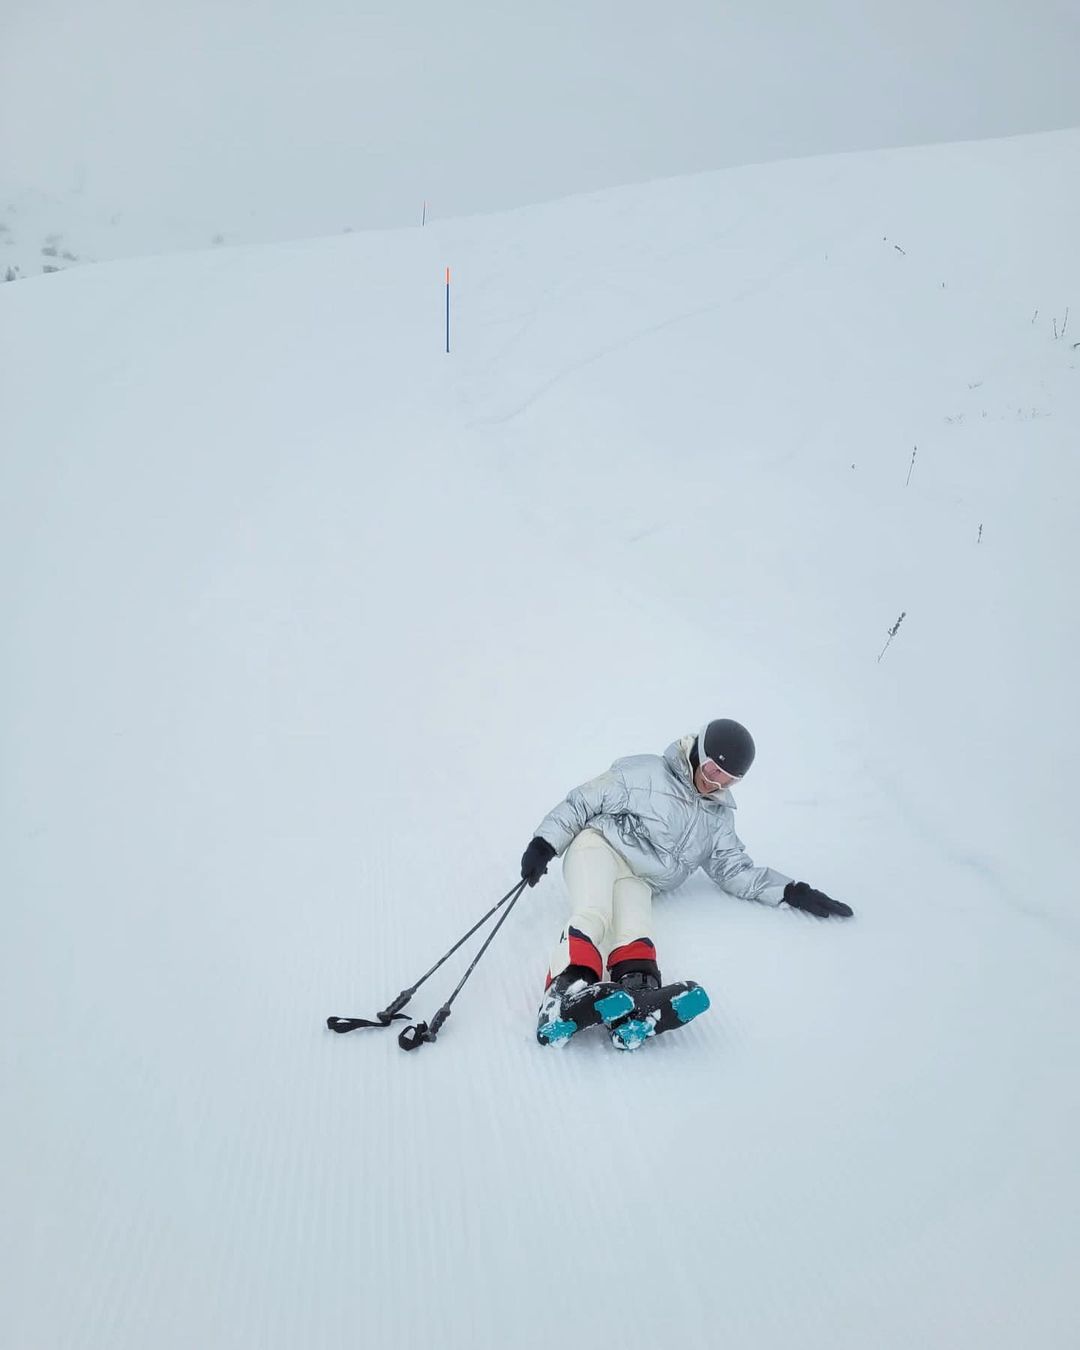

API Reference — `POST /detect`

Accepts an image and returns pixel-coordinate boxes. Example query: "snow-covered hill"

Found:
[0,183,302,284]
[2,129,1078,1349]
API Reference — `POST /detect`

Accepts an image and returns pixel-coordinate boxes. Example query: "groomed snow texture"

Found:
[3,129,1079,1349]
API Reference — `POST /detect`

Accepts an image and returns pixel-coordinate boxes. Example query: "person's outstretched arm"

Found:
[520,770,626,885]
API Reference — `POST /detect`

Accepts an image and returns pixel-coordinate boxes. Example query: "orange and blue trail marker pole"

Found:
[445,267,451,354]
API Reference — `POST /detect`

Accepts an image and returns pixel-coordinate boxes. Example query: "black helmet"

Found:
[696,718,756,778]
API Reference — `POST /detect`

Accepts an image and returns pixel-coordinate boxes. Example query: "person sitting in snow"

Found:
[521,719,853,1044]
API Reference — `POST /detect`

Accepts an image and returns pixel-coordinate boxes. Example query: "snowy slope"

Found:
[2,129,1079,1350]
[0,181,366,284]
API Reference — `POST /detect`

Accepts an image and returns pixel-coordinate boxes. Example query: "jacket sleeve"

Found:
[533,769,627,856]
[703,828,791,907]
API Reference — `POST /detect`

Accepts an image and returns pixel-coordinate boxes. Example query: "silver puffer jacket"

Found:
[534,735,791,904]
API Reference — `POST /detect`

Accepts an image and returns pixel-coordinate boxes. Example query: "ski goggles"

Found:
[699,758,742,788]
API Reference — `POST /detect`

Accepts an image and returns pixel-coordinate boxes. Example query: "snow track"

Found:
[2,132,1079,1348]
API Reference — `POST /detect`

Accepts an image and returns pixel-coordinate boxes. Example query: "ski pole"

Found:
[397,878,528,1052]
[326,878,527,1036]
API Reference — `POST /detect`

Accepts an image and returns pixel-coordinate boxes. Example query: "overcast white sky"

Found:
[4,0,1080,236]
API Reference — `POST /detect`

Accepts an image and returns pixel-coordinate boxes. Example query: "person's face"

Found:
[694,758,741,796]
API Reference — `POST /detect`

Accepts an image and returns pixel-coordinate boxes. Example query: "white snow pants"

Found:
[546,829,657,984]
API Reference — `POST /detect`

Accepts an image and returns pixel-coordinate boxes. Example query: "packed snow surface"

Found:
[2,129,1079,1349]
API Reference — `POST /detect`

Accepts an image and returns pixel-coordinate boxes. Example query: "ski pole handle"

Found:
[378,990,413,1022]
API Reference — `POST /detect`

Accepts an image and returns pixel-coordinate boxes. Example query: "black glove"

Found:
[521,836,556,886]
[783,881,854,918]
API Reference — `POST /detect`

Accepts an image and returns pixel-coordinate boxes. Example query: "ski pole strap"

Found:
[326,1011,411,1034]
[397,1005,451,1051]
